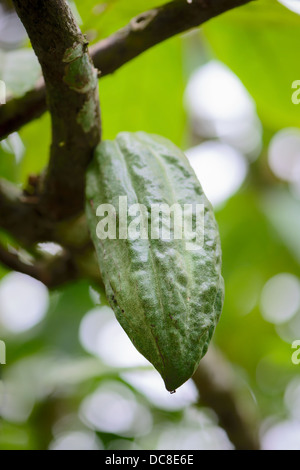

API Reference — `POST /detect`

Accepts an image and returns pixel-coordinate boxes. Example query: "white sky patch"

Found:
[1,132,25,163]
[80,381,152,437]
[285,378,300,420]
[157,427,232,450]
[278,0,300,14]
[268,128,300,183]
[156,409,233,451]
[0,5,26,48]
[0,380,34,423]
[49,431,102,451]
[262,420,300,450]
[276,311,300,343]
[37,242,63,256]
[260,273,300,325]
[79,306,149,368]
[122,370,198,410]
[185,61,254,122]
[0,272,49,333]
[186,141,248,207]
[184,61,261,159]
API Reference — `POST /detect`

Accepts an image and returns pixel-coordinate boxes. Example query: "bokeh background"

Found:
[0,0,300,450]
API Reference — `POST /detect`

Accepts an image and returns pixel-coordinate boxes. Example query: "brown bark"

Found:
[12,0,101,219]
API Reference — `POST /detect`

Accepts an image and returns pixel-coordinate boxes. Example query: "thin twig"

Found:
[0,241,78,288]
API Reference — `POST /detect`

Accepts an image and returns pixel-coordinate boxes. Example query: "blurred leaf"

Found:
[214,186,300,379]
[100,36,186,146]
[0,145,18,182]
[38,281,94,356]
[202,0,300,130]
[0,422,34,450]
[261,188,300,264]
[74,0,170,42]
[19,113,51,183]
[0,49,41,98]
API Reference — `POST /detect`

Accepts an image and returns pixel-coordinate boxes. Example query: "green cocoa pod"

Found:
[85,132,224,391]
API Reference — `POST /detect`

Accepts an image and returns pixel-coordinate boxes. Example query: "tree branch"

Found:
[0,241,78,288]
[12,0,101,220]
[193,347,260,450]
[0,178,53,246]
[0,0,252,140]
[0,80,46,139]
[0,178,102,285]
[91,0,252,76]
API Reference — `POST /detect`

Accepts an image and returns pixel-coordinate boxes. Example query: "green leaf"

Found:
[19,113,51,183]
[100,36,186,146]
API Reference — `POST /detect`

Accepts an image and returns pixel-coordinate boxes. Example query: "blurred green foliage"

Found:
[0,0,300,450]
[202,0,300,131]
